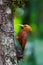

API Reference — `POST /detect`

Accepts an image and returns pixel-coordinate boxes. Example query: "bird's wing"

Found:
[21,32,27,50]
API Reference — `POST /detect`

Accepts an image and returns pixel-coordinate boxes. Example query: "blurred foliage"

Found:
[13,7,24,34]
[13,17,22,34]
[8,0,29,13]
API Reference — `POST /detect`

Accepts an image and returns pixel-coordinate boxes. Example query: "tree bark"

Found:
[0,0,18,65]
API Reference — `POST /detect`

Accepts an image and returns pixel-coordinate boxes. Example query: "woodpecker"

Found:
[16,24,32,52]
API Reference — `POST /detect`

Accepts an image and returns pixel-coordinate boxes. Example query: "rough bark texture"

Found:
[0,0,18,65]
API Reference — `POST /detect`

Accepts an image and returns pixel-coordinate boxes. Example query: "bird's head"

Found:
[15,24,32,32]
[23,24,32,32]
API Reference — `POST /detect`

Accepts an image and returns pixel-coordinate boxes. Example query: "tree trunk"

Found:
[0,0,18,65]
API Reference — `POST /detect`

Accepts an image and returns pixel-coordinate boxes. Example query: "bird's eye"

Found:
[24,25,27,27]
[24,26,26,27]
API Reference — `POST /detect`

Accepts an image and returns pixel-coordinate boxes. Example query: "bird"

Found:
[16,24,32,52]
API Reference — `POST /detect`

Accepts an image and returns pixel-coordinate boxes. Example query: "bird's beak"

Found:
[17,24,24,27]
[15,24,24,27]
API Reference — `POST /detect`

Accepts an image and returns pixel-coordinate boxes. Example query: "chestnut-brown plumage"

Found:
[16,24,32,52]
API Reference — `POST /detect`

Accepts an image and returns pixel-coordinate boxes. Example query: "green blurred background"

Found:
[8,0,43,65]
